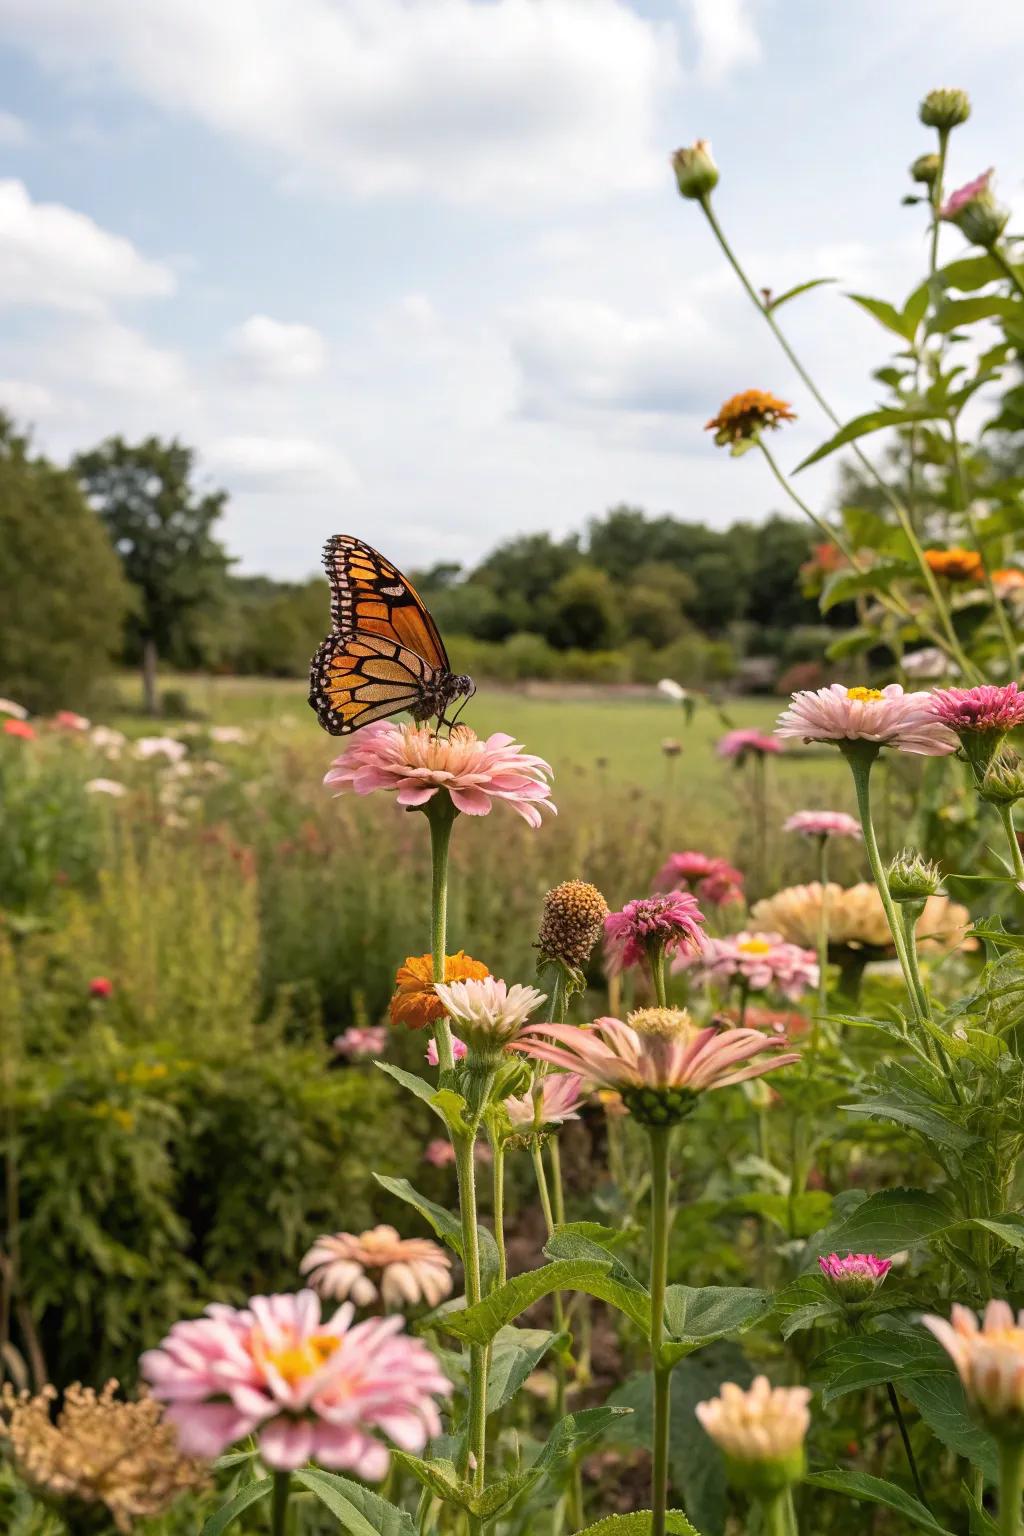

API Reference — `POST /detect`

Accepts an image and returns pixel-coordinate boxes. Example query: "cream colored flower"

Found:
[300,1226,452,1310]
[750,882,974,954]
[696,1376,811,1465]
[923,1301,1024,1429]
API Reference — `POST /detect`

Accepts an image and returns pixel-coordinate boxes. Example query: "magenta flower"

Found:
[682,931,819,1002]
[941,169,993,220]
[818,1252,892,1300]
[333,1025,387,1060]
[426,1034,468,1066]
[717,729,782,761]
[140,1290,450,1475]
[604,891,706,973]
[505,1072,585,1131]
[932,683,1024,734]
[775,684,957,757]
[783,810,862,840]
[324,722,555,826]
[654,851,745,907]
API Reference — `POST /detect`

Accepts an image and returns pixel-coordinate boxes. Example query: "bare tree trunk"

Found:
[141,637,159,715]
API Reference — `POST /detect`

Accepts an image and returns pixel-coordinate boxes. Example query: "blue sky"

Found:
[0,0,1021,579]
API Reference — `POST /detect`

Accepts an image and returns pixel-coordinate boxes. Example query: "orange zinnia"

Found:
[390,950,490,1030]
[705,389,796,447]
[924,546,983,581]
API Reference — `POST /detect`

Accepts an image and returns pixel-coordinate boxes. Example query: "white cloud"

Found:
[0,179,175,313]
[226,314,327,380]
[681,0,759,82]
[0,0,678,206]
[0,110,28,145]
[208,434,357,491]
[0,378,57,418]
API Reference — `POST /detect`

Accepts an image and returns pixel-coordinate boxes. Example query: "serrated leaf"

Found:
[390,1453,471,1511]
[486,1325,566,1415]
[971,1215,1024,1250]
[814,1186,954,1256]
[796,408,939,471]
[374,1174,501,1292]
[573,1515,702,1535]
[439,1259,650,1344]
[200,1478,273,1536]
[662,1286,772,1365]
[841,1093,979,1152]
[902,1371,998,1479]
[804,1470,954,1534]
[293,1469,416,1536]
[766,276,835,312]
[814,1331,952,1405]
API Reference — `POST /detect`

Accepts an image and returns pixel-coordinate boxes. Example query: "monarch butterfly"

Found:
[308,534,475,735]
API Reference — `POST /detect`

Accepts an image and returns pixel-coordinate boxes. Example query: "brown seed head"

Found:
[537,879,610,969]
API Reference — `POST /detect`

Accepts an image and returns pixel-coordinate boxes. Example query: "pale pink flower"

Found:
[775,684,957,756]
[818,1252,891,1299]
[717,729,782,761]
[654,852,745,908]
[515,1010,798,1101]
[783,810,861,840]
[136,736,188,764]
[432,976,546,1050]
[53,710,90,731]
[423,1139,456,1168]
[505,1073,585,1131]
[604,892,706,973]
[696,1377,811,1465]
[941,169,993,219]
[332,1025,387,1060]
[140,1290,450,1474]
[0,697,28,720]
[85,778,128,798]
[931,683,1024,735]
[923,1300,1024,1427]
[426,1034,467,1066]
[300,1227,452,1310]
[682,931,818,1002]
[323,722,555,827]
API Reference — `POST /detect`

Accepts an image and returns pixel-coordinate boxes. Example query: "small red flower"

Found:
[89,977,113,999]
[4,719,35,741]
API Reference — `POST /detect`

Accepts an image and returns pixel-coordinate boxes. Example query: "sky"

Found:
[0,0,1022,581]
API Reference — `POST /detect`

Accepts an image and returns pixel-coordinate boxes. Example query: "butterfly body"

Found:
[309,534,475,736]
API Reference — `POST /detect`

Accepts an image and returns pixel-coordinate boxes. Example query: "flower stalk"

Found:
[996,804,1024,885]
[1000,1440,1024,1536]
[426,792,459,1072]
[648,1124,673,1536]
[271,1471,291,1536]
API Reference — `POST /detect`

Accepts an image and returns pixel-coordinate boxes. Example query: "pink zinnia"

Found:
[300,1227,452,1310]
[783,810,862,840]
[717,729,782,761]
[333,1025,387,1060]
[654,851,745,908]
[140,1290,450,1474]
[818,1252,891,1300]
[89,976,113,999]
[682,932,818,1002]
[604,891,705,973]
[53,710,91,731]
[324,722,555,827]
[4,719,35,741]
[775,684,957,757]
[505,1072,585,1131]
[941,169,993,220]
[932,683,1024,735]
[426,1034,468,1066]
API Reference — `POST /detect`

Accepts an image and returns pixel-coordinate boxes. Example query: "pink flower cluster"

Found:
[324,722,555,826]
[717,729,782,761]
[776,684,957,756]
[783,810,861,840]
[931,683,1024,734]
[140,1290,450,1475]
[682,932,818,1002]
[333,1025,387,1060]
[654,851,744,908]
[604,892,705,973]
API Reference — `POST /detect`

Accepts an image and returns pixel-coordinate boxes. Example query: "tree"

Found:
[545,566,625,651]
[73,437,231,713]
[470,532,580,637]
[0,418,130,712]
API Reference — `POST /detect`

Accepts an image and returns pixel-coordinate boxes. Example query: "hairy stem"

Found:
[454,1130,487,1489]
[426,793,458,1072]
[648,1126,673,1536]
[997,804,1024,885]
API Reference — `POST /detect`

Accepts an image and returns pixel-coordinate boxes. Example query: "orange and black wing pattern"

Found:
[321,533,450,671]
[309,629,434,736]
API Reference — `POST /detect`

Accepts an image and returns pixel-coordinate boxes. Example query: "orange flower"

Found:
[705,389,796,447]
[924,546,983,581]
[994,568,1024,596]
[390,950,489,1030]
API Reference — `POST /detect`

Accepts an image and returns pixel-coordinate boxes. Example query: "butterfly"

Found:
[308,534,475,735]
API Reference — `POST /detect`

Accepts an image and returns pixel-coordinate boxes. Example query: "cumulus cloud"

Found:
[0,0,678,206]
[207,434,357,491]
[227,315,327,380]
[0,378,57,418]
[682,0,759,82]
[0,179,175,313]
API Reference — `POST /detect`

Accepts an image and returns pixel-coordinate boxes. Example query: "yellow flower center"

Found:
[846,687,884,702]
[263,1334,341,1385]
[985,1327,1024,1352]
[737,938,773,955]
[627,1006,693,1040]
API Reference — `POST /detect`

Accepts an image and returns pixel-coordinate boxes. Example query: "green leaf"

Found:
[573,1515,702,1535]
[804,1470,955,1534]
[902,1371,998,1479]
[841,1093,979,1152]
[200,1478,274,1536]
[661,1286,772,1365]
[902,281,930,337]
[814,1186,954,1256]
[375,1062,470,1134]
[374,1174,501,1293]
[937,254,1003,291]
[847,292,917,341]
[544,1226,649,1308]
[774,1274,844,1340]
[962,1480,1000,1534]
[971,1215,1024,1250]
[390,1454,472,1512]
[766,277,835,312]
[486,1325,566,1415]
[292,1469,416,1536]
[719,1190,832,1236]
[796,408,938,472]
[814,1331,953,1405]
[439,1259,650,1344]
[929,295,1023,334]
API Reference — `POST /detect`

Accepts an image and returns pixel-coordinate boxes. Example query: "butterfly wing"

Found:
[309,630,440,736]
[322,534,450,671]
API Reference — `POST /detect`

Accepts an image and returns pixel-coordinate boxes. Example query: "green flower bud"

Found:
[723,1447,807,1498]
[980,750,1024,807]
[919,88,971,131]
[887,849,942,903]
[951,191,1010,249]
[910,152,941,186]
[672,140,719,201]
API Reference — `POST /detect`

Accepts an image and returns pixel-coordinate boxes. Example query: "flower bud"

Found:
[980,750,1024,807]
[672,140,719,200]
[919,88,971,131]
[696,1377,810,1496]
[910,152,941,186]
[942,170,1009,248]
[818,1251,892,1303]
[887,849,942,903]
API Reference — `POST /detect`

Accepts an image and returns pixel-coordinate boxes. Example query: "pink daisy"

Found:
[654,852,745,908]
[783,810,862,840]
[140,1290,450,1474]
[775,684,957,756]
[324,722,555,827]
[931,683,1024,735]
[682,931,819,1002]
[505,1072,585,1131]
[717,729,782,761]
[604,892,706,973]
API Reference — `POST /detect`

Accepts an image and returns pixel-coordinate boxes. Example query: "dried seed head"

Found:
[537,879,609,969]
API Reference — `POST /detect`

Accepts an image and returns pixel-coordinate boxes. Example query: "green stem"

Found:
[454,1130,487,1490]
[648,1126,673,1536]
[531,1138,570,1423]
[761,1490,796,1536]
[992,245,1024,305]
[886,1381,930,1510]
[426,793,458,1072]
[701,197,977,681]
[999,1439,1024,1536]
[929,129,949,276]
[491,1133,507,1288]
[649,939,669,1008]
[271,1471,291,1536]
[948,418,1018,675]
[811,835,829,1066]
[998,804,1024,885]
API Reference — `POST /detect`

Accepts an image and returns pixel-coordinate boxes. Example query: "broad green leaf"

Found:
[573,1515,702,1535]
[374,1174,501,1292]
[937,254,1002,291]
[902,281,930,336]
[796,408,938,471]
[774,1275,844,1340]
[390,1454,472,1511]
[292,1469,416,1536]
[971,1215,1024,1250]
[814,1330,952,1405]
[902,1370,997,1479]
[439,1259,650,1344]
[814,1186,954,1256]
[375,1062,470,1134]
[841,1093,979,1152]
[847,292,917,340]
[929,295,1023,334]
[662,1286,772,1365]
[544,1226,649,1308]
[820,563,915,613]
[766,276,835,312]
[825,627,877,662]
[200,1478,273,1536]
[486,1325,566,1415]
[720,1190,832,1235]
[804,1470,954,1534]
